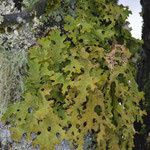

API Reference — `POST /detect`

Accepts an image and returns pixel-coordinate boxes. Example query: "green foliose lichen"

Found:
[2,0,146,150]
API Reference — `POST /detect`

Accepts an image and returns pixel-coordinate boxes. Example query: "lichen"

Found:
[0,15,4,25]
[16,16,26,24]
[0,0,145,150]
[0,46,27,119]
[0,1,46,149]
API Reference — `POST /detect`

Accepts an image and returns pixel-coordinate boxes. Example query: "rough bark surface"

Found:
[135,0,150,149]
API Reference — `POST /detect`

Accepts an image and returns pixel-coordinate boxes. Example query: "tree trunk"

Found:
[135,0,150,149]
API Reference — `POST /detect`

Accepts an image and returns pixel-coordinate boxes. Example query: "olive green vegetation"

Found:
[2,0,146,149]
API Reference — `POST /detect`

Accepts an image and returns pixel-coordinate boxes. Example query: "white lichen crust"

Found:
[16,16,26,24]
[0,15,4,24]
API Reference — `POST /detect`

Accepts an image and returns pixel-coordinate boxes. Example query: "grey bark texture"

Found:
[135,0,150,149]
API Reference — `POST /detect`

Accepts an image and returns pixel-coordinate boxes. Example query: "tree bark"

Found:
[135,0,150,149]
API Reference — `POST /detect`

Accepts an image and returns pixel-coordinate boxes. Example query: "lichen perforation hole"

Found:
[37,131,41,135]
[28,107,34,113]
[83,122,87,127]
[18,118,21,121]
[41,88,45,91]
[94,105,102,116]
[56,133,60,139]
[47,126,51,132]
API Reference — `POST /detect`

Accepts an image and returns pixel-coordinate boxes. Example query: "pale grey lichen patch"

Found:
[0,122,12,149]
[33,16,43,29]
[14,29,19,36]
[0,46,27,121]
[83,132,97,150]
[0,15,4,24]
[16,16,26,24]
[55,140,75,150]
[0,121,40,150]
[1,23,36,52]
[0,0,19,15]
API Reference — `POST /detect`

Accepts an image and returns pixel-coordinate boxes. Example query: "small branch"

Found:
[0,0,48,27]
